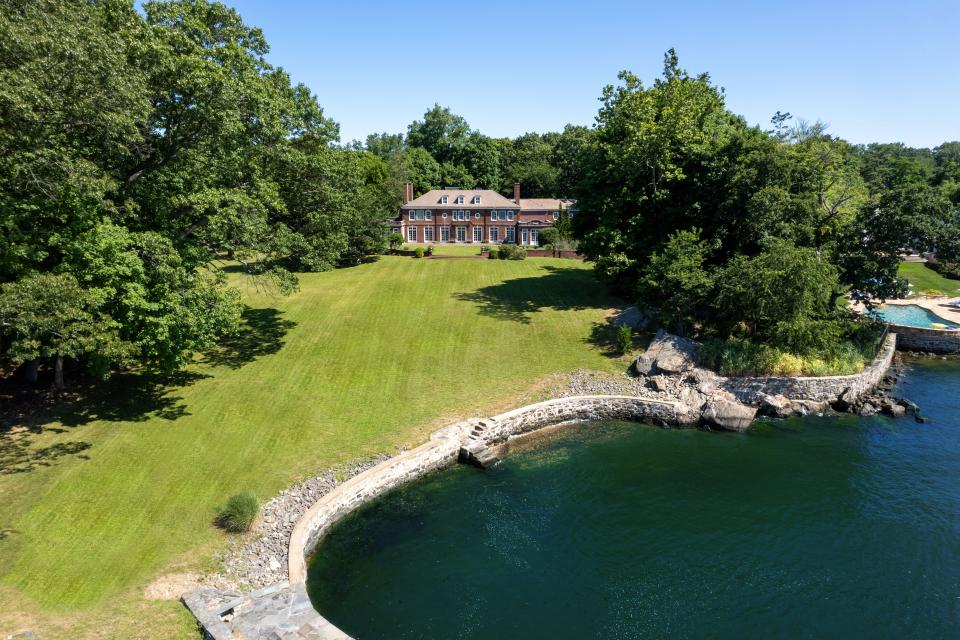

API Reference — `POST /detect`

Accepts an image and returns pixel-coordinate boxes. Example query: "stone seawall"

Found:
[479,395,695,443]
[288,396,693,585]
[185,359,898,638]
[893,324,960,354]
[720,333,898,405]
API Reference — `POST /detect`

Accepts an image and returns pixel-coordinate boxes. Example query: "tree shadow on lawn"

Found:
[586,320,654,360]
[453,266,620,324]
[200,306,297,369]
[0,369,207,475]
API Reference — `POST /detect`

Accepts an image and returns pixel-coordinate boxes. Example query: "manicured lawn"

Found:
[404,243,485,256]
[0,256,624,639]
[899,262,960,296]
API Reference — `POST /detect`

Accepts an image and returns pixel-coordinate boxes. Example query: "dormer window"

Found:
[455,195,464,204]
[473,195,481,204]
[440,195,448,204]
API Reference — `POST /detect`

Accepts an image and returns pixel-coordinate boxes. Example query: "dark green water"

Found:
[308,359,960,639]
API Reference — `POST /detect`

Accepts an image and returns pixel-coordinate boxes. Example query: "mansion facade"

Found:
[393,183,574,246]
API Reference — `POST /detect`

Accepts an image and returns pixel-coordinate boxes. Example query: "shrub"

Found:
[414,246,424,259]
[539,227,559,246]
[216,491,260,533]
[498,244,526,260]
[923,288,946,296]
[387,232,404,250]
[488,248,499,259]
[615,324,633,354]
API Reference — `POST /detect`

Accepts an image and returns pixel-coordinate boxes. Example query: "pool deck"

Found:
[850,296,960,326]
[885,297,960,326]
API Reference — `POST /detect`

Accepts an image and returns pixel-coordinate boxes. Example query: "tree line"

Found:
[361,107,591,200]
[0,0,396,388]
[571,51,960,373]
[2,0,957,387]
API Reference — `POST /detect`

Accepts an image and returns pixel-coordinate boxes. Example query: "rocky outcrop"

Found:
[700,391,758,432]
[634,329,699,375]
[628,331,902,429]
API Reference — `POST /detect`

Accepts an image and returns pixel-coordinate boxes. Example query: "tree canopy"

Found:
[0,0,392,386]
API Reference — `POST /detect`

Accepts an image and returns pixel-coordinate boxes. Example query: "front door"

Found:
[473,226,482,243]
[456,226,466,243]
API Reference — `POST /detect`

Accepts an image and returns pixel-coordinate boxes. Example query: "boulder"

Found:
[791,399,830,416]
[647,375,673,393]
[700,392,757,432]
[678,386,708,411]
[636,329,700,376]
[897,398,920,415]
[882,403,906,418]
[859,402,877,416]
[759,394,793,418]
[633,352,657,376]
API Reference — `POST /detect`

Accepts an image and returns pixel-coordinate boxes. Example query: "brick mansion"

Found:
[393,183,574,246]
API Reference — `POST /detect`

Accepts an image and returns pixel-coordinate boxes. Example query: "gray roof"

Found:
[518,198,576,211]
[404,189,518,209]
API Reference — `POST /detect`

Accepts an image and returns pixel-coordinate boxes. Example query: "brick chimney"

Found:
[513,182,521,204]
[403,182,413,204]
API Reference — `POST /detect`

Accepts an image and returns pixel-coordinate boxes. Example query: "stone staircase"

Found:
[457,418,500,468]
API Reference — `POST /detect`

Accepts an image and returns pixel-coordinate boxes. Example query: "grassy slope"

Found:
[899,262,960,295]
[0,257,624,639]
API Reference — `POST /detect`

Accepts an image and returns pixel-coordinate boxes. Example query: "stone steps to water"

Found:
[458,435,500,469]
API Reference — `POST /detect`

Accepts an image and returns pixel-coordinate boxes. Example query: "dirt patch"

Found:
[143,572,203,600]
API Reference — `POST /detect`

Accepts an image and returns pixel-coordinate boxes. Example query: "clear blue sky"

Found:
[222,0,959,148]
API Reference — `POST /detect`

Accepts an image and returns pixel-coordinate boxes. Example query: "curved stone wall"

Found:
[720,333,898,405]
[288,395,691,583]
[892,324,960,353]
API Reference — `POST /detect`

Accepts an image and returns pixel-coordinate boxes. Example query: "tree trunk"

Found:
[53,355,65,390]
[22,358,39,385]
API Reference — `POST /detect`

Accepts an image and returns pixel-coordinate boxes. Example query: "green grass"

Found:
[0,257,623,639]
[899,262,960,296]
[407,243,485,256]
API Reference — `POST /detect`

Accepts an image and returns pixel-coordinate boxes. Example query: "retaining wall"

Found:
[288,395,691,584]
[892,325,960,353]
[720,333,898,405]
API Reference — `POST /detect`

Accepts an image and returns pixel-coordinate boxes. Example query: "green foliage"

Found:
[0,0,394,384]
[538,227,560,246]
[615,324,633,354]
[497,244,527,260]
[713,240,840,345]
[640,228,713,331]
[414,246,425,259]
[698,337,868,377]
[488,248,500,259]
[216,492,260,533]
[0,273,133,384]
[387,233,405,250]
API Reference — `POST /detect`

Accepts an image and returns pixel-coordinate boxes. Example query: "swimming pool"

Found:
[871,304,960,329]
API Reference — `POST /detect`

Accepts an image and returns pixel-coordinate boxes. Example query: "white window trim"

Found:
[408,226,417,242]
[408,210,414,221]
[425,210,432,220]
[441,195,448,204]
[424,227,434,242]
[455,195,464,204]
[507,210,514,221]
